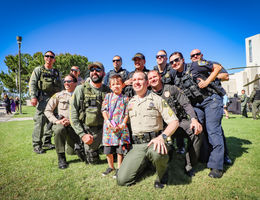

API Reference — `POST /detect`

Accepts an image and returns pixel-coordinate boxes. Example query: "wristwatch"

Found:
[161,133,167,143]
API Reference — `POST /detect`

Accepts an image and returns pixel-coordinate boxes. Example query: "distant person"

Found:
[3,94,12,114]
[70,66,84,85]
[10,97,16,112]
[249,85,260,120]
[240,89,248,118]
[101,75,131,178]
[15,97,19,111]
[103,55,129,88]
[223,95,230,119]
[44,74,85,169]
[29,50,62,154]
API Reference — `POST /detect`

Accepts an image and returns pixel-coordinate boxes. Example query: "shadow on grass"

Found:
[224,136,251,170]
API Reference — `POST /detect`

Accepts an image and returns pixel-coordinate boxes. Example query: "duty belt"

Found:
[132,131,161,144]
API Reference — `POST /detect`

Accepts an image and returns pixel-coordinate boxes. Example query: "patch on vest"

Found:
[165,73,170,78]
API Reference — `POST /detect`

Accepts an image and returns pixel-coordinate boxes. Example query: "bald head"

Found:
[190,49,203,62]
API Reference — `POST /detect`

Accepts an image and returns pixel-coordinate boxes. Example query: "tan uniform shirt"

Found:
[44,90,73,123]
[128,92,178,136]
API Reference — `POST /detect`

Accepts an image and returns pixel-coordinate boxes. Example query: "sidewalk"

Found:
[0,108,33,122]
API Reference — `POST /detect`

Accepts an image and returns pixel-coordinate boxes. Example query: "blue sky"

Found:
[1,0,259,74]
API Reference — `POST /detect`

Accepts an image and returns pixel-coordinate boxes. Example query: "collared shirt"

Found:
[128,92,178,136]
[44,90,73,123]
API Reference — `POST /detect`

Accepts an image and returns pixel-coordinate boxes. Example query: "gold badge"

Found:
[164,91,170,98]
[165,73,170,78]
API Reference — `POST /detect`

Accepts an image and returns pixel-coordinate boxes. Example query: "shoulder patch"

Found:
[198,60,208,66]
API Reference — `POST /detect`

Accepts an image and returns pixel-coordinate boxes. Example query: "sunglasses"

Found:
[64,80,74,83]
[71,69,79,72]
[113,59,121,62]
[156,55,166,59]
[170,57,181,65]
[44,55,55,59]
[90,67,102,72]
[190,52,201,58]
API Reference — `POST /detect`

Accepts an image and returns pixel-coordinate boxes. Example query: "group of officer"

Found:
[29,49,231,189]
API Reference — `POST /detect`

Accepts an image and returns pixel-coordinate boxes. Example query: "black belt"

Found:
[132,131,161,144]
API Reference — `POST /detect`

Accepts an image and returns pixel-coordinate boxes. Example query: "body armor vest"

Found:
[79,81,108,127]
[162,85,188,120]
[37,66,61,96]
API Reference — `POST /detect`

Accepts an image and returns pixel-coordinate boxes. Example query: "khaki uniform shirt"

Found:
[44,90,73,123]
[128,92,178,136]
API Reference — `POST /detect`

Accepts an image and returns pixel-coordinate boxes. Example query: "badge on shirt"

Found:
[165,73,170,78]
[148,102,155,110]
[164,91,170,98]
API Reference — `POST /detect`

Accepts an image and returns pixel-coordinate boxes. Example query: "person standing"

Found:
[124,53,149,98]
[240,89,248,118]
[29,51,62,154]
[103,55,129,87]
[70,66,84,85]
[3,94,12,114]
[169,51,225,178]
[148,70,202,177]
[15,97,19,112]
[101,75,131,178]
[190,48,232,165]
[70,62,110,164]
[117,71,179,189]
[250,85,260,120]
[44,74,85,169]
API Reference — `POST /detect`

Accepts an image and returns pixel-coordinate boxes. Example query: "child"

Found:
[101,75,130,178]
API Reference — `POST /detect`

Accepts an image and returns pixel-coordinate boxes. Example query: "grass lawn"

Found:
[13,106,36,118]
[0,114,259,200]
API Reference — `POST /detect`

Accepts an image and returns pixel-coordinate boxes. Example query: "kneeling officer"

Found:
[45,74,85,169]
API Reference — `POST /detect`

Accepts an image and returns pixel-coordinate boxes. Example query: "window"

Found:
[249,40,252,63]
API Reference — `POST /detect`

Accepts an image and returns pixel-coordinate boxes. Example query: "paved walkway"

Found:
[0,108,33,122]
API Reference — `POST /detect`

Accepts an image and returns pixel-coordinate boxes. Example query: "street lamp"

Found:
[16,36,22,114]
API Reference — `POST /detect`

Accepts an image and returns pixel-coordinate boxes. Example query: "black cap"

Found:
[132,53,145,61]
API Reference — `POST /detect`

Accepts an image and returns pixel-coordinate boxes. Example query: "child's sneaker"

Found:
[102,168,114,176]
[113,169,119,179]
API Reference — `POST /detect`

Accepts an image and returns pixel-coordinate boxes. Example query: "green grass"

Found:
[0,114,259,200]
[13,106,36,118]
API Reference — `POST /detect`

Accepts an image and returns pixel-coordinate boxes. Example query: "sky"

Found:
[1,0,260,75]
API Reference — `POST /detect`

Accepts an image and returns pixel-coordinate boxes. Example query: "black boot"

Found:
[58,153,68,169]
[74,143,86,162]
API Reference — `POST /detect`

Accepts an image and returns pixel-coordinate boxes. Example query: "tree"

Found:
[0,52,91,95]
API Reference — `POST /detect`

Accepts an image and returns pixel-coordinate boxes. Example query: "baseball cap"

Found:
[88,62,104,71]
[132,53,145,61]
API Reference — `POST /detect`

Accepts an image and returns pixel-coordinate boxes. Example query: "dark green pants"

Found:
[117,143,169,186]
[52,124,81,154]
[32,109,52,148]
[252,100,260,119]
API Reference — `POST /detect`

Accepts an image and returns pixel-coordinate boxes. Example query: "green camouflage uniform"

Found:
[29,66,62,148]
[69,79,110,164]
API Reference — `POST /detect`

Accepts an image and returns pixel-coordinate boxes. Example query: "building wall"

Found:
[223,34,260,97]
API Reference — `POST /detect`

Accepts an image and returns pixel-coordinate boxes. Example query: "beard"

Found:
[90,74,103,83]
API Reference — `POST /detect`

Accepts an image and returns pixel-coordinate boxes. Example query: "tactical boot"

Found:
[43,143,55,150]
[208,169,223,178]
[74,143,86,162]
[86,150,100,164]
[33,147,46,154]
[58,153,68,169]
